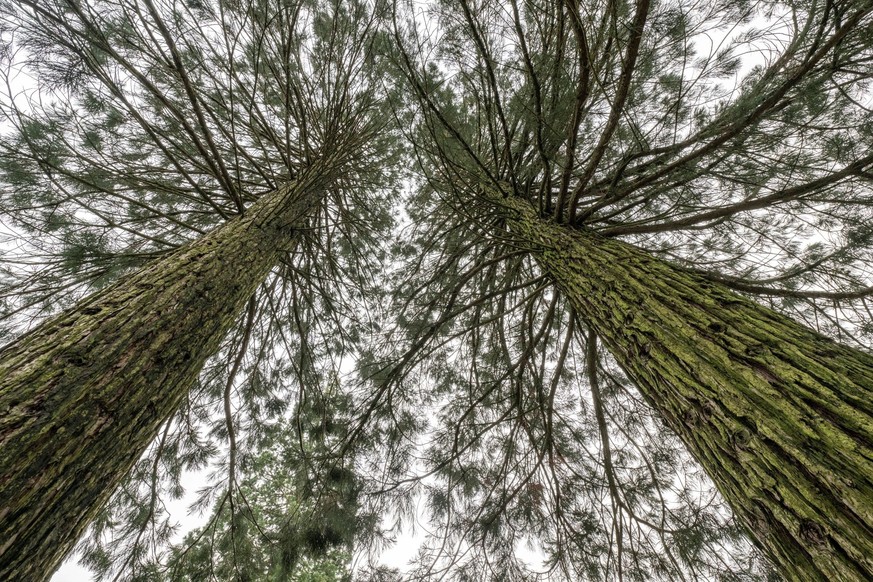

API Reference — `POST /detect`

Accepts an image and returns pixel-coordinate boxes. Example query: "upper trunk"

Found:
[498,193,873,581]
[0,169,326,580]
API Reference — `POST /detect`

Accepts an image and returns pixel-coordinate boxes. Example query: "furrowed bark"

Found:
[0,169,326,580]
[498,194,873,581]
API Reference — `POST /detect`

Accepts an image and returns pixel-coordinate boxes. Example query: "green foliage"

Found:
[1,0,872,580]
[162,386,361,582]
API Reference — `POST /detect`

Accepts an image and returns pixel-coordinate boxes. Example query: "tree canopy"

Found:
[1,0,872,580]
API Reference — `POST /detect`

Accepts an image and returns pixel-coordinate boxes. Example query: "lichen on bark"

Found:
[0,172,325,581]
[496,192,873,582]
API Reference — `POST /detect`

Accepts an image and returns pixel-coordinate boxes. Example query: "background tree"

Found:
[0,0,397,578]
[352,0,873,579]
[160,381,365,582]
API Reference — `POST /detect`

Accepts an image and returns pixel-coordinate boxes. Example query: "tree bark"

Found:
[0,170,325,580]
[499,194,873,581]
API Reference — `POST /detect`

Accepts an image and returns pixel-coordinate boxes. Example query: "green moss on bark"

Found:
[498,193,873,582]
[0,175,323,581]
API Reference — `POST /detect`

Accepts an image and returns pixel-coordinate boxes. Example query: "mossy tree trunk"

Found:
[499,194,873,581]
[0,171,326,581]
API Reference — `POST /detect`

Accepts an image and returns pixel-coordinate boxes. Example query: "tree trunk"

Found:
[499,194,873,581]
[0,171,325,580]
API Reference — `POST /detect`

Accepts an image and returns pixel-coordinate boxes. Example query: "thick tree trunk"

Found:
[499,194,873,581]
[0,171,325,580]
